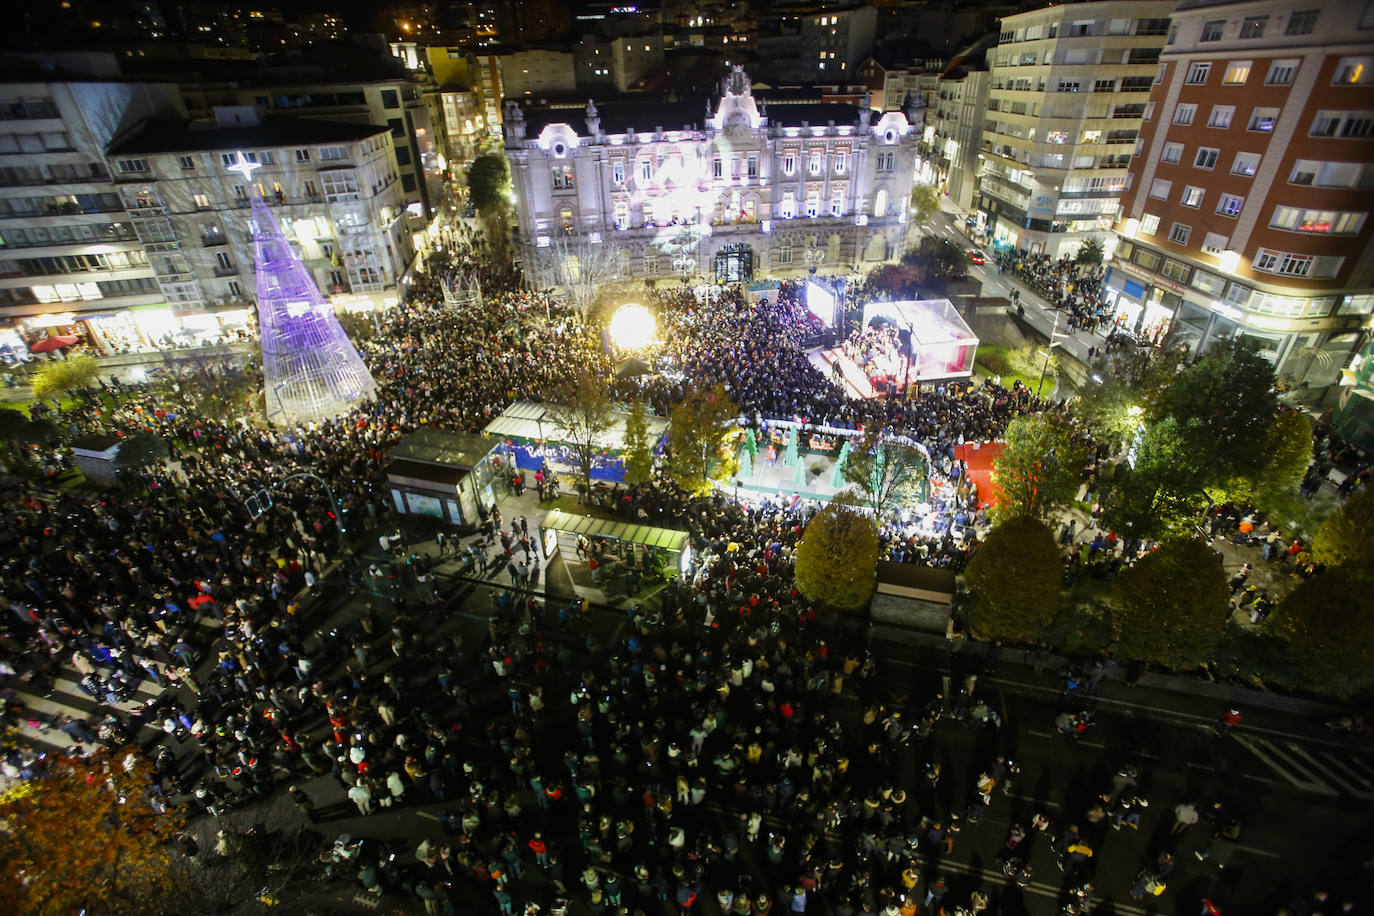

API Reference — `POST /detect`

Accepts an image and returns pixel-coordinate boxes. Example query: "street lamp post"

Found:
[1036,308,1066,397]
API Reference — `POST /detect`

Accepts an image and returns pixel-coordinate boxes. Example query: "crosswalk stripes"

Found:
[1234,734,1374,800]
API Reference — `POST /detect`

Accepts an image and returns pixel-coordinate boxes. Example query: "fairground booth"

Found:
[539,508,692,583]
[385,428,506,529]
[483,401,668,483]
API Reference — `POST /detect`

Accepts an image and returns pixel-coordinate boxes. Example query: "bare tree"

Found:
[546,366,618,488]
[841,428,929,518]
[541,233,626,319]
[169,797,328,915]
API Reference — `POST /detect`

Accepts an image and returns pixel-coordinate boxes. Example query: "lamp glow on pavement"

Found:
[609,303,657,350]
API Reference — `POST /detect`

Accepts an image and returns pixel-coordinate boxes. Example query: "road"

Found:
[863,625,1371,915]
[916,207,1111,372]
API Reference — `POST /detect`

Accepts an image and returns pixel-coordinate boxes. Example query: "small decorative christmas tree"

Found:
[831,439,853,488]
[782,427,799,467]
[742,427,759,459]
[737,442,754,479]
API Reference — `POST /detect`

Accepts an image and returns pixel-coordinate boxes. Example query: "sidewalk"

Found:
[3,341,254,404]
[871,616,1349,737]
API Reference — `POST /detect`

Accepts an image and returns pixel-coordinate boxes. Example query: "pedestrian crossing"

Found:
[1234,734,1374,800]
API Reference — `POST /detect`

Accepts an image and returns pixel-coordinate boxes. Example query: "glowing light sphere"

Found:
[609,303,657,350]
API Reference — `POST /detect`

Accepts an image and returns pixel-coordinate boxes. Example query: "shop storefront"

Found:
[81,312,144,354]
[1103,265,1176,344]
[0,326,28,364]
[331,291,401,323]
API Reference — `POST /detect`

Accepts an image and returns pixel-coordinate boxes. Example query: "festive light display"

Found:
[609,303,658,350]
[232,157,378,425]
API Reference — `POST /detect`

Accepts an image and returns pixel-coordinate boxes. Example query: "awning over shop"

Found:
[483,400,668,451]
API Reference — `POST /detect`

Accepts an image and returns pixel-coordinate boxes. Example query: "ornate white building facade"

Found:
[504,68,922,286]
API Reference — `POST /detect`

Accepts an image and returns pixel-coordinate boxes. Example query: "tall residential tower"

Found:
[1110,0,1374,382]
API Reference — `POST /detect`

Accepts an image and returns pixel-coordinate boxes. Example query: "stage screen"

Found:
[804,280,837,328]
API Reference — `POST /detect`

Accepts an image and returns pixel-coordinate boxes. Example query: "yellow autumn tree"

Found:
[0,746,185,916]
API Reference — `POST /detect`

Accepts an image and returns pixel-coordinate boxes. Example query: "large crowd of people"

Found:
[0,220,1363,916]
[994,253,1110,340]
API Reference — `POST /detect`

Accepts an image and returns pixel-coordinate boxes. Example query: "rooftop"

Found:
[517,95,866,137]
[108,115,387,155]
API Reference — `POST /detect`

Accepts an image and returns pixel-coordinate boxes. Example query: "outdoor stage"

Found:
[809,347,885,399]
[805,299,980,400]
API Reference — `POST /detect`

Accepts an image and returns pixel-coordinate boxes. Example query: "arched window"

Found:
[560,207,574,235]
[873,189,889,218]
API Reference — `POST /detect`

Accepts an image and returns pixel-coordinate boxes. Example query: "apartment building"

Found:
[922,37,995,214]
[756,3,879,85]
[1112,0,1374,385]
[0,73,184,356]
[979,0,1178,259]
[505,67,921,285]
[99,107,414,347]
[178,76,442,225]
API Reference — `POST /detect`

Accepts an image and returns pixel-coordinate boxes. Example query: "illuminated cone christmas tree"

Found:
[234,157,377,425]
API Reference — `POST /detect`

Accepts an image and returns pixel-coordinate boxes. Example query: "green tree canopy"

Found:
[909,184,940,225]
[1104,417,1211,540]
[0,407,28,440]
[546,368,617,488]
[793,497,880,610]
[963,516,1060,642]
[1075,238,1105,267]
[1268,563,1374,698]
[841,430,928,517]
[901,235,966,284]
[24,417,60,445]
[666,383,740,495]
[1073,347,1175,446]
[991,412,1087,523]
[863,263,924,300]
[1110,537,1228,669]
[1151,338,1276,487]
[30,354,99,400]
[1227,408,1313,508]
[621,398,654,486]
[466,152,511,214]
[112,430,170,471]
[1312,487,1374,574]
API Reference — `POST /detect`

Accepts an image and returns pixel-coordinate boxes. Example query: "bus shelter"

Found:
[539,509,691,580]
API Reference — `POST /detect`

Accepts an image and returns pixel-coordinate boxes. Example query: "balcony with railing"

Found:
[213,264,240,277]
[1,100,61,120]
[202,233,228,247]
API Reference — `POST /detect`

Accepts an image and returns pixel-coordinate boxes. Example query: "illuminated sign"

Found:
[1211,301,1244,321]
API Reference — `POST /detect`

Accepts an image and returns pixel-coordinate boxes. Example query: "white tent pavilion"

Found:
[860,298,979,383]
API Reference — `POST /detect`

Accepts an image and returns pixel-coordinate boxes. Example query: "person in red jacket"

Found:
[528,831,549,866]
[1214,708,1243,736]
